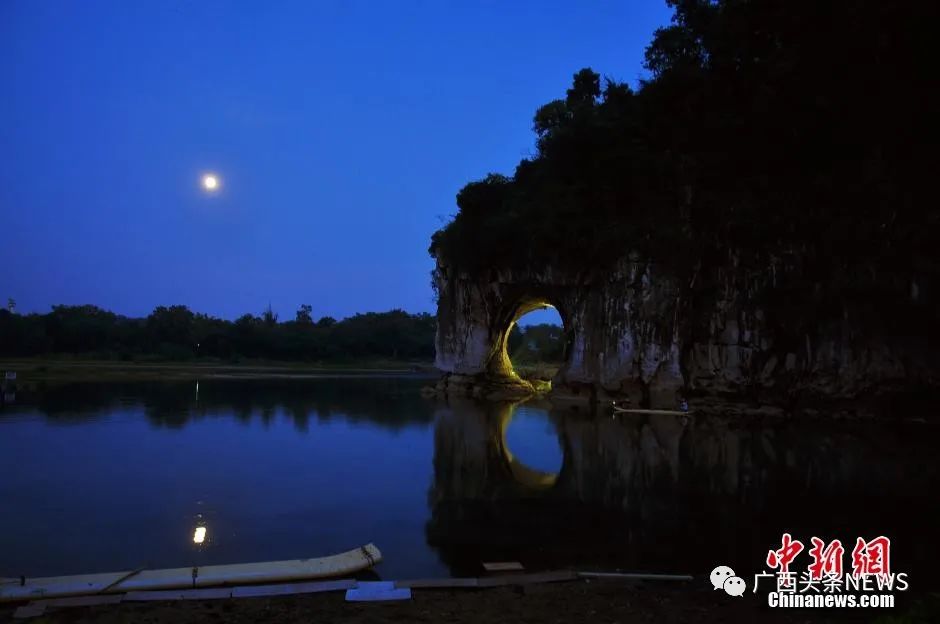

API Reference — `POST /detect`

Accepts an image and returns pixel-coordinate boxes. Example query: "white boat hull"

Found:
[0,543,382,603]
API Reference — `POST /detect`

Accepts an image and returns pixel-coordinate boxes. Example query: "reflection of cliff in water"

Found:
[15,377,435,431]
[427,400,940,580]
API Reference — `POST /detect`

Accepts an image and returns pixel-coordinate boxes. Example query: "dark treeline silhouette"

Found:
[0,304,436,362]
[430,1,933,314]
[507,323,565,364]
[0,305,565,363]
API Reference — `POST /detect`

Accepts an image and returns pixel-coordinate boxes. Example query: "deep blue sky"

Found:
[1,0,671,322]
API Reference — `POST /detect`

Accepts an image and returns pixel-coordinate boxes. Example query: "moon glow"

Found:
[201,174,220,192]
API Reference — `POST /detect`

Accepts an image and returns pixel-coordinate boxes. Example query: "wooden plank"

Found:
[100,579,356,602]
[231,579,355,598]
[476,570,577,588]
[123,588,233,601]
[35,595,124,608]
[482,562,524,572]
[577,571,694,582]
[395,577,479,589]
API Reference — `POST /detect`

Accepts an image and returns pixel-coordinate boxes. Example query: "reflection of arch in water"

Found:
[427,398,570,504]
[426,401,940,579]
[497,403,564,491]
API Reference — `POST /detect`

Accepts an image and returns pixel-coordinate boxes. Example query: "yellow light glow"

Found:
[193,526,207,544]
[201,174,220,192]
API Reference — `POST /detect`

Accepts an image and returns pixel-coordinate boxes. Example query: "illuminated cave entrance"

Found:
[493,298,566,392]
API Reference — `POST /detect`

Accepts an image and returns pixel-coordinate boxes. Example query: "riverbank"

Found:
[0,358,437,383]
[3,578,918,624]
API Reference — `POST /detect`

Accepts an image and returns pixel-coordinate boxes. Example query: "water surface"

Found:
[1,378,937,586]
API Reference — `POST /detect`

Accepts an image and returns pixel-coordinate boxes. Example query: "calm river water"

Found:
[1,376,937,586]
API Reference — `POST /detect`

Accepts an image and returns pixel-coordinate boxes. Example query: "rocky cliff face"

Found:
[433,253,937,410]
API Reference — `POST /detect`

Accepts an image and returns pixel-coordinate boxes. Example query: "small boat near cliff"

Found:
[611,400,690,416]
[0,543,382,603]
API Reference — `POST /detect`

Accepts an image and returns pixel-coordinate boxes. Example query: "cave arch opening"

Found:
[492,297,567,391]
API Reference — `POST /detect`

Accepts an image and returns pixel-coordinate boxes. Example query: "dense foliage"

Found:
[430,1,933,279]
[0,305,436,362]
[508,323,565,364]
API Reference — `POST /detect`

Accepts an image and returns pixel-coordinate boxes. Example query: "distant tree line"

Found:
[507,323,565,364]
[0,304,564,364]
[0,304,436,362]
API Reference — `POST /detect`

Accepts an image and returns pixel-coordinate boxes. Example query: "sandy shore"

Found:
[3,579,915,623]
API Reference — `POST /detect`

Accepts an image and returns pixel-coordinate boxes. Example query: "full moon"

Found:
[201,174,220,192]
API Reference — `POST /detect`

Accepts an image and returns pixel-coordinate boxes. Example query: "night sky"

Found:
[1,1,670,322]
